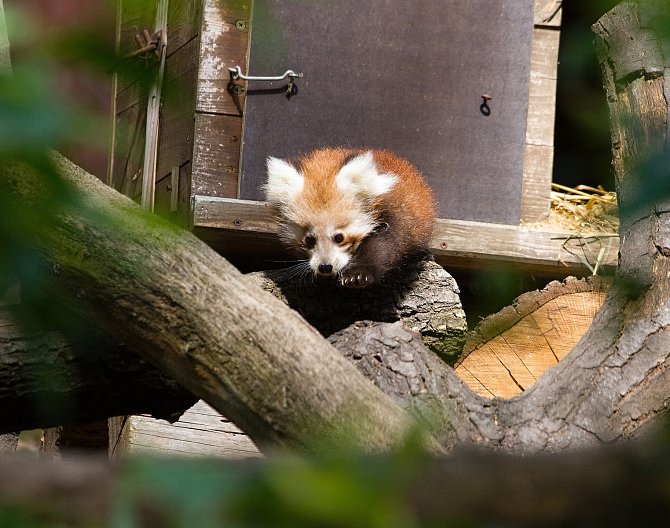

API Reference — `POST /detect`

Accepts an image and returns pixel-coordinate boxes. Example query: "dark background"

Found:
[553,0,620,192]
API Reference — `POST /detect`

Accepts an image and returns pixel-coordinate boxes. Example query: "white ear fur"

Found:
[264,157,304,204]
[335,151,397,198]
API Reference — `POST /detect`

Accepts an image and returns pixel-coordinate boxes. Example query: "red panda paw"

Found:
[339,267,375,288]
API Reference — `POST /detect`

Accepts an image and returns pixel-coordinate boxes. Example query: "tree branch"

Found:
[1,153,421,452]
[0,307,197,433]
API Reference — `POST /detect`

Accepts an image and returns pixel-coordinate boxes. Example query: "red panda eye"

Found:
[304,235,316,248]
[333,233,345,244]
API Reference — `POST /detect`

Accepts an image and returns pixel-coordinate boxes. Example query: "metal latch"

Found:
[227,65,303,98]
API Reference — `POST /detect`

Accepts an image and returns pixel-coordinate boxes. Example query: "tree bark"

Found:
[0,307,197,433]
[1,440,670,527]
[2,154,418,453]
[248,259,467,362]
[0,260,466,435]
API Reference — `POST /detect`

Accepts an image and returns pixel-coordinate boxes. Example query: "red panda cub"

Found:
[265,148,436,288]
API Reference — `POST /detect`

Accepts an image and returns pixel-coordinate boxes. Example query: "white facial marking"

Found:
[264,157,304,204]
[335,151,397,198]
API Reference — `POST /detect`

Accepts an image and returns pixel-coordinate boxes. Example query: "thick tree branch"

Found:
[247,259,467,361]
[1,153,420,452]
[0,308,197,433]
[2,438,670,527]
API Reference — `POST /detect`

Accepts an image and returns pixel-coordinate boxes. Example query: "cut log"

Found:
[455,276,611,398]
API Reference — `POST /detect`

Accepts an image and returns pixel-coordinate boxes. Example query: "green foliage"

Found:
[112,441,430,528]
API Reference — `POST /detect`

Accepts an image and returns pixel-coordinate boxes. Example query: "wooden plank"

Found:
[111,102,144,195]
[526,70,558,148]
[521,20,561,223]
[530,25,560,81]
[533,0,562,28]
[192,196,619,275]
[166,0,202,55]
[109,400,261,459]
[118,0,199,59]
[118,0,156,58]
[521,143,554,224]
[196,0,251,116]
[155,37,199,183]
[191,113,243,198]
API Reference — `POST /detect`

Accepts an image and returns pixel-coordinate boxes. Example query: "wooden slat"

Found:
[118,0,156,59]
[191,113,243,198]
[530,25,560,81]
[521,4,561,224]
[193,196,619,275]
[155,37,199,183]
[521,143,554,224]
[526,68,559,148]
[533,0,562,28]
[109,400,261,459]
[196,0,250,116]
[166,0,202,55]
[112,103,144,196]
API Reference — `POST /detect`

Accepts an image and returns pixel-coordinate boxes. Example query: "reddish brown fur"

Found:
[285,148,435,286]
[297,147,435,242]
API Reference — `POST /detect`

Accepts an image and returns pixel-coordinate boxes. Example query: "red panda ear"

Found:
[264,157,304,204]
[335,151,397,198]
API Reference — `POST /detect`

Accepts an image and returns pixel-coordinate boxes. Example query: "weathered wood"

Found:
[109,401,261,459]
[455,276,610,398]
[193,195,619,275]
[533,0,562,28]
[191,113,243,199]
[525,30,560,145]
[195,0,250,116]
[113,0,201,216]
[2,153,418,453]
[521,3,561,223]
[521,143,554,223]
[154,37,198,186]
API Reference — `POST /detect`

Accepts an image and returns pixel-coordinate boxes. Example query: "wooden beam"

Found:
[192,195,619,276]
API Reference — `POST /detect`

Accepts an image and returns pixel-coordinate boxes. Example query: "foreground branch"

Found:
[2,437,670,527]
[2,154,417,452]
[0,308,197,433]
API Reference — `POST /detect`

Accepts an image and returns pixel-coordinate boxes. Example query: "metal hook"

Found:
[228,65,303,82]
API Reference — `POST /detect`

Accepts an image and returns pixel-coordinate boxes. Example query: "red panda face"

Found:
[296,215,371,276]
[264,149,397,278]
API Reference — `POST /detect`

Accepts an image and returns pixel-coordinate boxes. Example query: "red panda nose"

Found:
[317,264,333,275]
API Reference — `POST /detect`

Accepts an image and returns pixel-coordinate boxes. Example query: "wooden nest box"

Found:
[104,0,622,458]
[110,0,617,276]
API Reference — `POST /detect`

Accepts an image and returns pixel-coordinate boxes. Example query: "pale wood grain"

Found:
[193,196,619,275]
[110,400,261,459]
[455,278,609,399]
[521,9,561,223]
